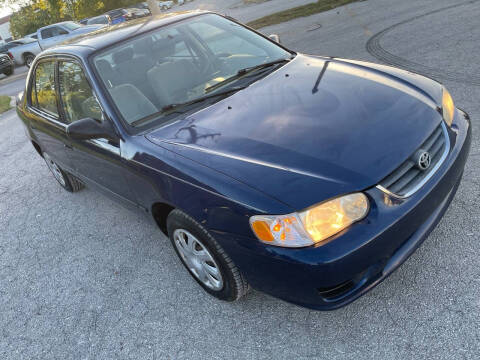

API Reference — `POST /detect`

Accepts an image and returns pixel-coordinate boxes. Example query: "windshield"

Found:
[63,22,82,31]
[93,13,292,127]
[88,16,108,25]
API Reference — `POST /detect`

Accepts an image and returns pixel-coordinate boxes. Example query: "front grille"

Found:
[0,56,9,64]
[378,122,449,198]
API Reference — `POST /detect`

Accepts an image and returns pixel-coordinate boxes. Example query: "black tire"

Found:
[167,209,249,301]
[3,66,13,76]
[24,53,35,68]
[43,153,84,192]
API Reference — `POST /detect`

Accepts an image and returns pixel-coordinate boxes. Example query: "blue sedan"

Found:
[16,11,471,309]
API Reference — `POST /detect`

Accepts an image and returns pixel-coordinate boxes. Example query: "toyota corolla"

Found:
[16,11,471,310]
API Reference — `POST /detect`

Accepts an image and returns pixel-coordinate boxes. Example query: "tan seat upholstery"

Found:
[109,84,157,123]
[147,59,199,108]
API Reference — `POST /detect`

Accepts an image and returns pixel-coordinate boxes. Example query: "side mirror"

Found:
[268,34,281,44]
[66,118,117,141]
[16,91,24,106]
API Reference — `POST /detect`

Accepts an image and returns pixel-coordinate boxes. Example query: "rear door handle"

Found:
[64,143,73,150]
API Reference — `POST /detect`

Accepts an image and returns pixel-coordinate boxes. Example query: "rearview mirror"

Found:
[66,118,117,141]
[268,34,281,44]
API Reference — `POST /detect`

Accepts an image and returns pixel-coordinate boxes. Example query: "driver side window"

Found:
[58,61,102,123]
[41,26,68,39]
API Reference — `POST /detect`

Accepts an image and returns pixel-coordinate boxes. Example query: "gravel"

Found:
[1,0,479,358]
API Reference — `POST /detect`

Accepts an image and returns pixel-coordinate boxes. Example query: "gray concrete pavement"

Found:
[0,76,26,97]
[0,65,28,97]
[1,0,479,359]
[177,0,317,22]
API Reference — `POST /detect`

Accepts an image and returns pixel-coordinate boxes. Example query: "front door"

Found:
[27,59,73,172]
[56,60,137,207]
[39,26,69,49]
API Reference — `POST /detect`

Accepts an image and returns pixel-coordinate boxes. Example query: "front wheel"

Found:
[167,209,249,301]
[43,153,84,192]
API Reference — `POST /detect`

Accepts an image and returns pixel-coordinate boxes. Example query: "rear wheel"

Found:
[3,67,13,76]
[24,53,35,68]
[167,209,249,301]
[43,153,84,192]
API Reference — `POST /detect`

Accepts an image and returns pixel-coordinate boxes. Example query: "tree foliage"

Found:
[3,0,151,38]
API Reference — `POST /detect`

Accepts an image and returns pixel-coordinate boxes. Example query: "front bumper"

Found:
[212,109,471,310]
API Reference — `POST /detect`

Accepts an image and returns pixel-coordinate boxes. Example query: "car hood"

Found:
[146,54,444,210]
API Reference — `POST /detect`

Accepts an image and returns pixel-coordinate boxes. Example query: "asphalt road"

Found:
[1,0,479,359]
[0,66,28,97]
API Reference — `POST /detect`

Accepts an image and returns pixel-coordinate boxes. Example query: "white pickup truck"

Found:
[6,38,41,67]
[9,21,103,67]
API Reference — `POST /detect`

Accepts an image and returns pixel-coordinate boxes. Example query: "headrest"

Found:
[96,59,113,74]
[152,37,176,59]
[113,47,134,65]
[133,36,153,55]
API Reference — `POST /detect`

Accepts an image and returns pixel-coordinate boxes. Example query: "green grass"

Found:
[246,0,358,29]
[0,96,11,114]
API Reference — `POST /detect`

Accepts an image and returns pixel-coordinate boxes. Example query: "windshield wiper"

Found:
[205,57,292,93]
[161,86,247,112]
[237,57,293,76]
[131,86,246,127]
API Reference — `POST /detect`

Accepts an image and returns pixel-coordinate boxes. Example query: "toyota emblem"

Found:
[416,150,431,171]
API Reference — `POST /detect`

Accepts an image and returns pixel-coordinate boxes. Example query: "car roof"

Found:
[40,11,211,57]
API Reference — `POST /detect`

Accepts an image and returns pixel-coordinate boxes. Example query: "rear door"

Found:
[56,59,137,206]
[27,59,73,171]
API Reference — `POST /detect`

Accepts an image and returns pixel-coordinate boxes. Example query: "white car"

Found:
[158,1,174,10]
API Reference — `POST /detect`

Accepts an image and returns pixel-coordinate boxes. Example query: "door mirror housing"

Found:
[66,118,118,141]
[268,34,281,44]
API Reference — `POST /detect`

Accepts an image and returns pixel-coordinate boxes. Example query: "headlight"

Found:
[442,87,455,127]
[249,193,369,248]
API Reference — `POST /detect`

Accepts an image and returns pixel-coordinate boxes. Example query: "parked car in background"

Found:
[25,32,38,40]
[0,52,14,76]
[158,1,174,11]
[104,8,147,25]
[85,15,113,26]
[133,2,152,13]
[0,41,22,55]
[16,12,471,310]
[36,21,104,51]
[7,38,41,67]
[126,8,151,19]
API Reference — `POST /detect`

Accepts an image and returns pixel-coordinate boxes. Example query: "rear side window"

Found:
[88,16,108,25]
[58,61,102,123]
[32,61,58,117]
